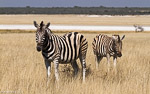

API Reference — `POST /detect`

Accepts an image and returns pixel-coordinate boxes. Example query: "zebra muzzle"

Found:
[36,45,42,52]
[117,53,122,57]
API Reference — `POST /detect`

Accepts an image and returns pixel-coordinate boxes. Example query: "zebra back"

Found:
[92,34,114,57]
[62,32,88,61]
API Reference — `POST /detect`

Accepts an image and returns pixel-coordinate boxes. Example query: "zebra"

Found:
[92,34,125,71]
[33,21,88,83]
[133,24,144,32]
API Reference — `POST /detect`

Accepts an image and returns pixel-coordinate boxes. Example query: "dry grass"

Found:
[0,32,150,94]
[0,29,139,34]
[0,15,150,26]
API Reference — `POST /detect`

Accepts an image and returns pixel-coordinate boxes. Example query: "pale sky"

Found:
[0,0,149,7]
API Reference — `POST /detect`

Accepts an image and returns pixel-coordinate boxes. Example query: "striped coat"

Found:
[92,34,125,70]
[34,21,88,83]
[41,32,87,63]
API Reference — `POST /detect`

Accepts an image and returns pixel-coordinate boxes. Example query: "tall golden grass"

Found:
[0,32,150,94]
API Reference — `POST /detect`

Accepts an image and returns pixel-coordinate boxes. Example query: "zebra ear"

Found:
[46,22,50,28]
[40,21,44,27]
[118,35,121,42]
[112,35,121,42]
[112,36,116,43]
[121,35,125,40]
[33,21,39,28]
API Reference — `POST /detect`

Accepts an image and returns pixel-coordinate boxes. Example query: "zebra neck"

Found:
[108,40,116,55]
[42,35,50,51]
[42,35,55,53]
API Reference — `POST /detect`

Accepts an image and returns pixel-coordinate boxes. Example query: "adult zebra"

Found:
[92,34,125,71]
[133,24,144,32]
[34,21,88,83]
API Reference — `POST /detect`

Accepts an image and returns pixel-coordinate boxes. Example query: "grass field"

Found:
[0,15,150,26]
[0,14,150,94]
[0,32,150,94]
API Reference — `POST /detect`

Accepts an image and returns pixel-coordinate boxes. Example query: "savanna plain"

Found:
[0,15,150,94]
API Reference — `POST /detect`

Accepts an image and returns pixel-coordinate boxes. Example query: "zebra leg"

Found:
[113,56,117,74]
[53,59,59,81]
[71,61,79,76]
[106,54,110,72]
[113,56,117,68]
[95,55,103,70]
[79,57,86,82]
[44,59,51,85]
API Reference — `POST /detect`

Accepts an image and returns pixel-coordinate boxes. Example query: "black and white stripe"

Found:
[92,34,125,70]
[34,21,88,82]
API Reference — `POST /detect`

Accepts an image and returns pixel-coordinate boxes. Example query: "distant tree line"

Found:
[0,6,150,15]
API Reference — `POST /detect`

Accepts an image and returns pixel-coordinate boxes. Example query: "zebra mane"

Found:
[47,28,52,34]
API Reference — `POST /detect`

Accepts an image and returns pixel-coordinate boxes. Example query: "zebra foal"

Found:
[34,21,88,83]
[92,34,125,71]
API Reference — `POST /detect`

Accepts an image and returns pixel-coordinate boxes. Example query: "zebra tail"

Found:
[80,35,88,56]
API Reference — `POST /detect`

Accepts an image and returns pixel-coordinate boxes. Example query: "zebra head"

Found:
[34,21,50,52]
[112,35,125,57]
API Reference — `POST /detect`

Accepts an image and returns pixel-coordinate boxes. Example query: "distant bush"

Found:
[0,7,150,15]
